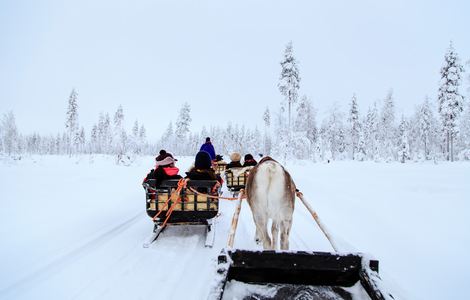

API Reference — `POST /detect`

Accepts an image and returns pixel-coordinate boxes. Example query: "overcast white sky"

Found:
[1,0,469,140]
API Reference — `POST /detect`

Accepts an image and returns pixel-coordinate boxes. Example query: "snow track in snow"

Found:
[0,212,142,299]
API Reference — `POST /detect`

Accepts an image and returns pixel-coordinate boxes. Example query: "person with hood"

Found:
[186,151,223,186]
[199,137,216,160]
[242,153,258,167]
[144,152,182,187]
[226,152,242,169]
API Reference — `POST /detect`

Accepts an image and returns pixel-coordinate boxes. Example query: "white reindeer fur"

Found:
[247,159,295,250]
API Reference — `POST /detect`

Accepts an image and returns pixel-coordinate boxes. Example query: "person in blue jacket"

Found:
[199,137,216,160]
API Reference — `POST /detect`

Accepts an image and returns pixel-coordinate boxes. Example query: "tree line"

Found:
[1,42,469,162]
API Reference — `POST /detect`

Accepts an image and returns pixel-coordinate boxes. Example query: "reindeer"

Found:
[245,156,296,250]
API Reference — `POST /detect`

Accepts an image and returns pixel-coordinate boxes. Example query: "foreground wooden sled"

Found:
[143,179,219,247]
[209,249,392,300]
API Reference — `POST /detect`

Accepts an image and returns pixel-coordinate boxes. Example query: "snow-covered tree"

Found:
[78,127,86,153]
[364,103,379,160]
[295,95,317,144]
[161,122,175,151]
[321,103,345,160]
[262,107,272,155]
[113,105,127,155]
[348,94,360,159]
[438,42,465,161]
[65,89,79,154]
[1,111,18,155]
[397,115,410,163]
[175,102,192,154]
[175,102,191,139]
[278,41,300,130]
[379,90,396,161]
[416,96,438,159]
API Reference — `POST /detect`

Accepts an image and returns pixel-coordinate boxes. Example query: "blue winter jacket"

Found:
[199,142,216,160]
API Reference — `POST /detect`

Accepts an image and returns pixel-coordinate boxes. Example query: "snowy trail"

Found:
[1,156,469,300]
[0,212,143,299]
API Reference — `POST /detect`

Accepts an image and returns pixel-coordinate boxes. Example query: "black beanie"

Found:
[244,154,254,161]
[195,151,212,169]
[156,149,167,161]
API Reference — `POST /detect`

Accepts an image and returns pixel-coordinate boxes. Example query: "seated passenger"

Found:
[226,152,242,169]
[144,152,182,187]
[186,151,223,186]
[242,153,257,167]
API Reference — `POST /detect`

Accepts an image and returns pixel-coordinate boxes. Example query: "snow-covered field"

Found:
[0,155,469,300]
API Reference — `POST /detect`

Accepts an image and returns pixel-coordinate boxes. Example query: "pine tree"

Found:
[65,89,79,155]
[132,120,140,154]
[1,111,18,156]
[78,127,86,153]
[262,107,271,155]
[175,102,192,154]
[438,42,465,161]
[348,94,360,159]
[175,102,192,139]
[417,96,437,159]
[364,103,379,160]
[294,96,317,159]
[397,115,410,163]
[278,41,300,130]
[113,105,127,155]
[139,125,146,153]
[380,90,396,161]
[162,122,175,151]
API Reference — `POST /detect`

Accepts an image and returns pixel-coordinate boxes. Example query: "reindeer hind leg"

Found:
[280,219,293,250]
[271,220,279,250]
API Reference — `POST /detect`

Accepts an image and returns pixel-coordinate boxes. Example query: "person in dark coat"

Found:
[186,151,223,186]
[226,152,242,169]
[242,153,257,167]
[144,152,182,187]
[199,137,216,161]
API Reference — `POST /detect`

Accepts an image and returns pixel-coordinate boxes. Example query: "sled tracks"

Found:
[0,212,142,297]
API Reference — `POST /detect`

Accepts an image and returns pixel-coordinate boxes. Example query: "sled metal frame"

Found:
[209,249,392,300]
[143,179,219,248]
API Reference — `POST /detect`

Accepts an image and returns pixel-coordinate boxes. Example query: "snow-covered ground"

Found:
[0,155,469,300]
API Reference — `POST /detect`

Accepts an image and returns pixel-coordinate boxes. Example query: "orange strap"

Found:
[188,187,245,201]
[152,178,188,222]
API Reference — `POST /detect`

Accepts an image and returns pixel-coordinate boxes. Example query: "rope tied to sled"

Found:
[187,187,245,201]
[152,178,188,225]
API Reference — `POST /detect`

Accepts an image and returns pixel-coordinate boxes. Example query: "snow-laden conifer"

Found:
[65,89,79,155]
[348,94,360,159]
[397,115,410,163]
[278,41,300,130]
[438,42,465,161]
[2,111,19,156]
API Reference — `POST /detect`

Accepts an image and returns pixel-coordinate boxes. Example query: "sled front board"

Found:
[209,250,391,300]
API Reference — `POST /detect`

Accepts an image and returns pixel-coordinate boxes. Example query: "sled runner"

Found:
[143,179,219,247]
